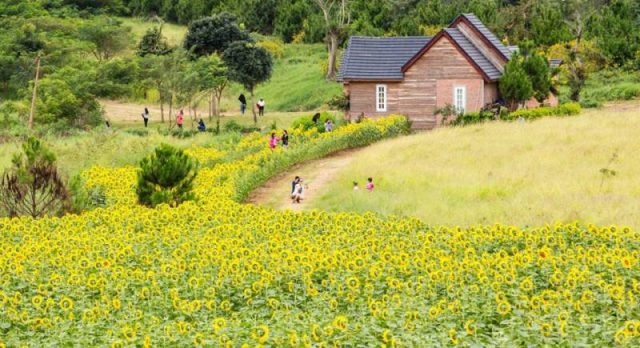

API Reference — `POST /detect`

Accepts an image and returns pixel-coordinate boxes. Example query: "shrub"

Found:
[136,144,198,208]
[256,38,285,59]
[327,93,349,111]
[507,102,581,121]
[0,137,70,217]
[453,111,495,125]
[291,112,339,133]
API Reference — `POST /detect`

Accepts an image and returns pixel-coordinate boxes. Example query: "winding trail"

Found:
[246,148,364,211]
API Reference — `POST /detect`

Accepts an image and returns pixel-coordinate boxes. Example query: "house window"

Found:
[376,84,387,112]
[454,86,466,114]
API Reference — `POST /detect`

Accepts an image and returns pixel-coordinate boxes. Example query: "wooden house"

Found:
[338,13,556,129]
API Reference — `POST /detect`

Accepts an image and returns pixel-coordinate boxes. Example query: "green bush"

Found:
[506,102,581,121]
[291,112,339,133]
[136,144,198,208]
[453,111,495,126]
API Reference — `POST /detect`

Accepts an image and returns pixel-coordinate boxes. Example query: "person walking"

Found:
[281,130,289,149]
[291,178,304,203]
[197,118,206,132]
[257,98,266,116]
[142,107,149,127]
[239,94,247,115]
[291,176,300,196]
[176,109,184,129]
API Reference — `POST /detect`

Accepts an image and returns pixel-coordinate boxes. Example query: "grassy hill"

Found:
[119,17,342,113]
[307,105,640,228]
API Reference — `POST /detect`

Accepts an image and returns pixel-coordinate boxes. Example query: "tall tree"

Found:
[78,16,131,62]
[499,53,533,110]
[522,53,552,104]
[223,41,273,124]
[313,0,350,80]
[183,12,251,57]
[137,24,172,57]
[589,0,640,67]
[562,0,605,101]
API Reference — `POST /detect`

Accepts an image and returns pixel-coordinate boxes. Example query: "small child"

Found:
[269,132,279,150]
[366,177,374,191]
[353,181,359,190]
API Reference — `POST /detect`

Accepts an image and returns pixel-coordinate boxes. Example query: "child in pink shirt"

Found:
[366,177,374,191]
[269,132,279,150]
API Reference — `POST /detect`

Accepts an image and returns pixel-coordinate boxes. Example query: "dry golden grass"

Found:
[312,106,640,228]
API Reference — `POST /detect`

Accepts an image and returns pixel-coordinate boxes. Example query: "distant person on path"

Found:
[176,109,184,129]
[324,119,333,132]
[312,113,321,124]
[366,177,374,191]
[291,176,300,196]
[257,98,266,116]
[269,132,279,151]
[291,178,304,203]
[239,94,247,115]
[142,107,149,127]
[197,118,206,132]
[281,130,289,149]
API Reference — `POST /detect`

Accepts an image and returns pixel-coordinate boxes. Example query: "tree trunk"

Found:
[326,31,338,80]
[168,98,173,129]
[28,55,41,130]
[209,92,214,122]
[250,89,257,124]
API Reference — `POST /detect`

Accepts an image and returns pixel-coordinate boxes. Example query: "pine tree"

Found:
[0,137,70,217]
[523,53,552,104]
[136,144,198,208]
[499,53,533,110]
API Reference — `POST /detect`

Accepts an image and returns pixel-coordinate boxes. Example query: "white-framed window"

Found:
[454,86,466,114]
[376,84,387,112]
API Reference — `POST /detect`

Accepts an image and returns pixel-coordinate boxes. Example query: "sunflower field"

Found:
[1,116,640,347]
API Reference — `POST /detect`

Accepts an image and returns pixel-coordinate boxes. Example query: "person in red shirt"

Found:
[176,109,184,129]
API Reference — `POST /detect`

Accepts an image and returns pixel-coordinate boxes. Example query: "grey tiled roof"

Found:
[445,28,502,81]
[338,36,430,81]
[461,13,512,60]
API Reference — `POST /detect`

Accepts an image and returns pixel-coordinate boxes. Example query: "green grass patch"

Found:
[119,17,187,47]
[309,107,640,228]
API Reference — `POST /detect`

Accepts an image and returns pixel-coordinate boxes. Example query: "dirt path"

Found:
[246,148,363,211]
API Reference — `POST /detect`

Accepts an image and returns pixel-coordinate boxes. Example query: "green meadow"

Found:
[310,106,640,228]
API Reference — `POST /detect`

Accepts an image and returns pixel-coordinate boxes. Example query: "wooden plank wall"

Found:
[346,82,401,119]
[401,36,483,118]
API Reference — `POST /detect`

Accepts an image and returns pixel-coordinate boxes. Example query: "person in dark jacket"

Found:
[239,94,247,115]
[281,129,289,149]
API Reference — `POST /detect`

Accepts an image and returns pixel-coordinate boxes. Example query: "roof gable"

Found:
[401,30,493,81]
[451,13,512,61]
[338,36,430,81]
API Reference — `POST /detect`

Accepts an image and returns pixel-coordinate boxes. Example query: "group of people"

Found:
[269,130,289,150]
[140,108,206,132]
[238,94,266,116]
[353,177,375,192]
